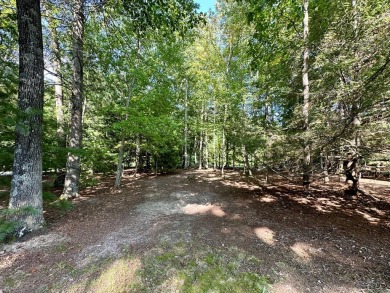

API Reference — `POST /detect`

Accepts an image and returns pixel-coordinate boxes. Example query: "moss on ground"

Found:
[66,242,270,292]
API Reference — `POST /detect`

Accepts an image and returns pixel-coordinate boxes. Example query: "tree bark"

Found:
[9,0,45,232]
[135,134,141,175]
[213,100,217,170]
[302,0,311,188]
[351,0,361,194]
[61,0,84,199]
[199,102,204,170]
[243,144,251,176]
[221,105,227,178]
[205,125,209,169]
[221,41,233,178]
[183,79,189,169]
[115,74,136,187]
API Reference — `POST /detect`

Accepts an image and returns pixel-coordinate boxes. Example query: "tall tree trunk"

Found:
[243,144,251,176]
[183,79,189,169]
[9,0,45,232]
[205,125,209,169]
[232,144,235,169]
[114,77,135,187]
[221,41,233,178]
[221,105,227,178]
[194,136,198,165]
[199,102,204,170]
[146,152,151,170]
[321,152,330,183]
[213,101,217,170]
[116,38,141,186]
[302,0,311,188]
[351,0,361,194]
[135,134,141,175]
[61,0,84,199]
[198,133,203,169]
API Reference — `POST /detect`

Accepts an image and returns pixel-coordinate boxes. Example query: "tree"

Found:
[0,0,18,172]
[43,0,66,156]
[8,0,45,232]
[61,0,84,199]
[302,0,310,188]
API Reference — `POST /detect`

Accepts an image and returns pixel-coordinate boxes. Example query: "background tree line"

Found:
[0,0,389,235]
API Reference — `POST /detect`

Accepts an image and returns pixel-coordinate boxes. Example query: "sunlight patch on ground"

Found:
[290,242,312,262]
[221,180,261,191]
[294,197,311,205]
[271,282,301,293]
[355,210,380,224]
[367,207,385,216]
[314,204,332,213]
[159,275,185,292]
[203,173,222,181]
[259,195,277,203]
[229,213,243,220]
[254,227,276,246]
[84,258,141,293]
[0,253,20,270]
[182,204,226,217]
[317,197,342,210]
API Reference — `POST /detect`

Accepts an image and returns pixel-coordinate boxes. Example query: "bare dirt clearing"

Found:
[1,169,389,292]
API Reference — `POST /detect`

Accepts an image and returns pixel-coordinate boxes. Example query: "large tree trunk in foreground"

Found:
[8,0,45,232]
[62,0,84,199]
[302,0,311,188]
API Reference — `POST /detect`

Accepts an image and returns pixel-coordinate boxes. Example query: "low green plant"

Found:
[50,200,74,213]
[0,218,17,243]
[3,276,16,288]
[80,175,99,189]
[0,175,11,188]
[0,209,18,243]
[43,191,57,203]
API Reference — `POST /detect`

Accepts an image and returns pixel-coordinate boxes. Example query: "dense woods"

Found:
[0,0,389,234]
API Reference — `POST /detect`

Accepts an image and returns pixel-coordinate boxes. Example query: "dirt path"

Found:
[1,170,390,292]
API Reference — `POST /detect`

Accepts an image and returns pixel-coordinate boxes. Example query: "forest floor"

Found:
[0,169,390,293]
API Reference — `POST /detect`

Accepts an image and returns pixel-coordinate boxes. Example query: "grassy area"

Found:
[66,242,270,292]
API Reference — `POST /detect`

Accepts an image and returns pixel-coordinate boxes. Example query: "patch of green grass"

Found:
[42,180,53,191]
[80,175,99,189]
[53,243,69,253]
[3,276,16,288]
[56,261,76,272]
[64,243,270,292]
[141,243,270,292]
[49,199,74,213]
[43,191,58,203]
[0,217,17,243]
[87,258,142,293]
[0,176,11,188]
[0,209,19,243]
